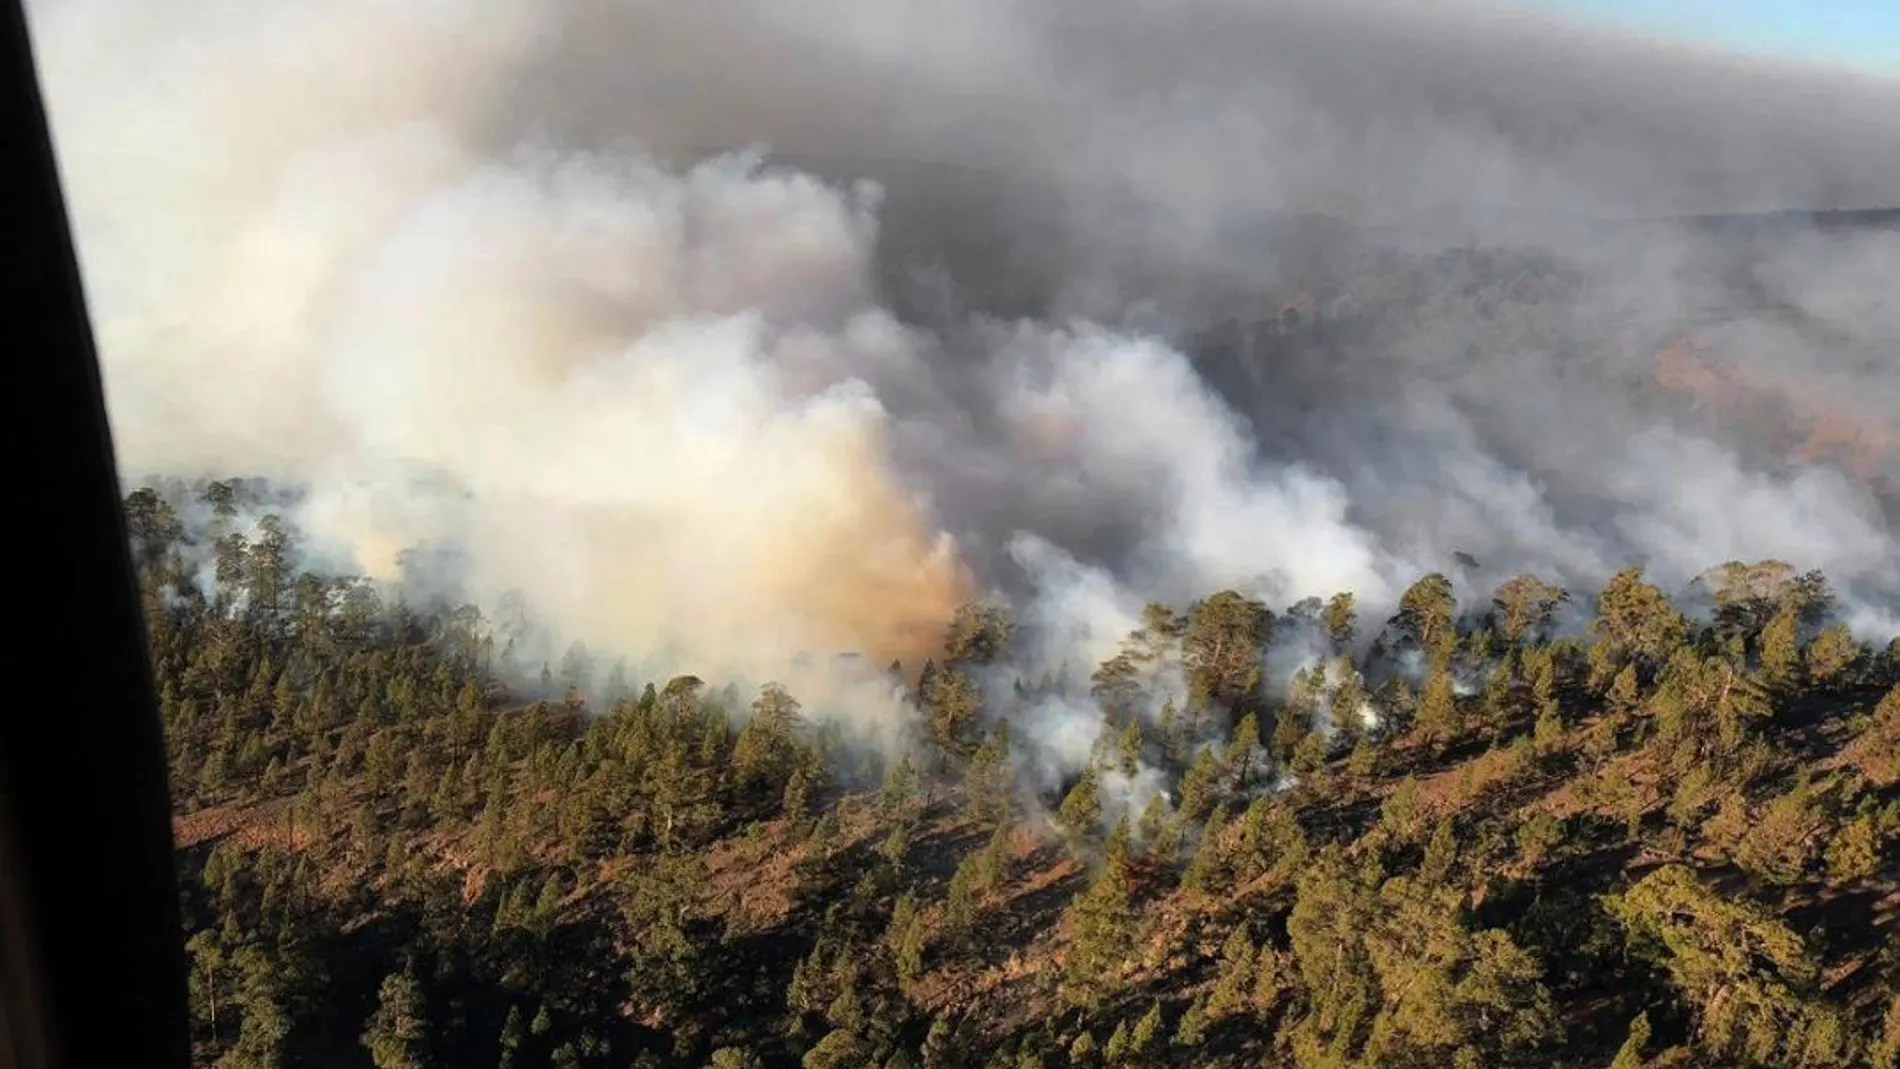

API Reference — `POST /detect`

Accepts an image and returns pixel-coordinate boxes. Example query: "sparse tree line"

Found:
[128,480,1900,1068]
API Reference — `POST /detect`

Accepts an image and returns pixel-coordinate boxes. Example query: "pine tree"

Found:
[782,761,817,823]
[1172,997,1210,1048]
[1117,718,1143,777]
[923,667,984,764]
[802,1028,871,1069]
[1493,574,1567,645]
[1420,817,1458,884]
[1804,624,1860,689]
[1532,700,1565,753]
[1347,737,1380,779]
[943,602,1015,665]
[1417,666,1461,751]
[1128,1001,1162,1058]
[1102,1021,1130,1064]
[943,851,985,944]
[1274,672,1318,761]
[1291,730,1329,779]
[1607,663,1641,712]
[1223,712,1261,788]
[1062,851,1137,1007]
[878,823,911,874]
[1594,567,1687,667]
[1058,768,1102,839]
[1393,573,1459,662]
[733,683,803,797]
[1325,592,1357,652]
[1155,698,1185,769]
[1331,658,1368,742]
[879,753,921,825]
[227,946,293,1069]
[1183,804,1232,895]
[896,915,928,986]
[1205,924,1256,1018]
[887,893,922,969]
[1515,812,1563,867]
[497,1006,525,1069]
[1824,814,1879,881]
[920,1014,957,1069]
[1758,609,1801,690]
[362,966,430,1069]
[1608,1011,1650,1069]
[1176,749,1222,823]
[1181,591,1272,728]
[963,724,1014,827]
[1870,996,1900,1069]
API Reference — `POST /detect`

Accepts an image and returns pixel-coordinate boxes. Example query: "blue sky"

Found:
[1537,0,1900,74]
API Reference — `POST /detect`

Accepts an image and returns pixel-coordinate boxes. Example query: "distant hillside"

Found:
[742,150,1900,514]
[1653,207,1900,236]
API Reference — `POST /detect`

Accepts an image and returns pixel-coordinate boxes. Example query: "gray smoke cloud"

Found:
[26,0,1900,729]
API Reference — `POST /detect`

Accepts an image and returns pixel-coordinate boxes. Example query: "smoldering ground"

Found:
[27,0,1900,736]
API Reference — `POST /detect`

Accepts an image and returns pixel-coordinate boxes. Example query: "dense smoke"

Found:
[27,0,1900,723]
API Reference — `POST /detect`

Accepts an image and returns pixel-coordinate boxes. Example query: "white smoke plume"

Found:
[27,0,1900,727]
[31,0,977,681]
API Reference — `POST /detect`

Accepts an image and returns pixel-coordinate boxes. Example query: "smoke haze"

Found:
[26,0,1900,699]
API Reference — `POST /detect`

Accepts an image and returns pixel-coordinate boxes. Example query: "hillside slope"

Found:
[133,483,1900,1069]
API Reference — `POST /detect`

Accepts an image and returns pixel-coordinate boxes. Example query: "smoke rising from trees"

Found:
[28,0,1900,697]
